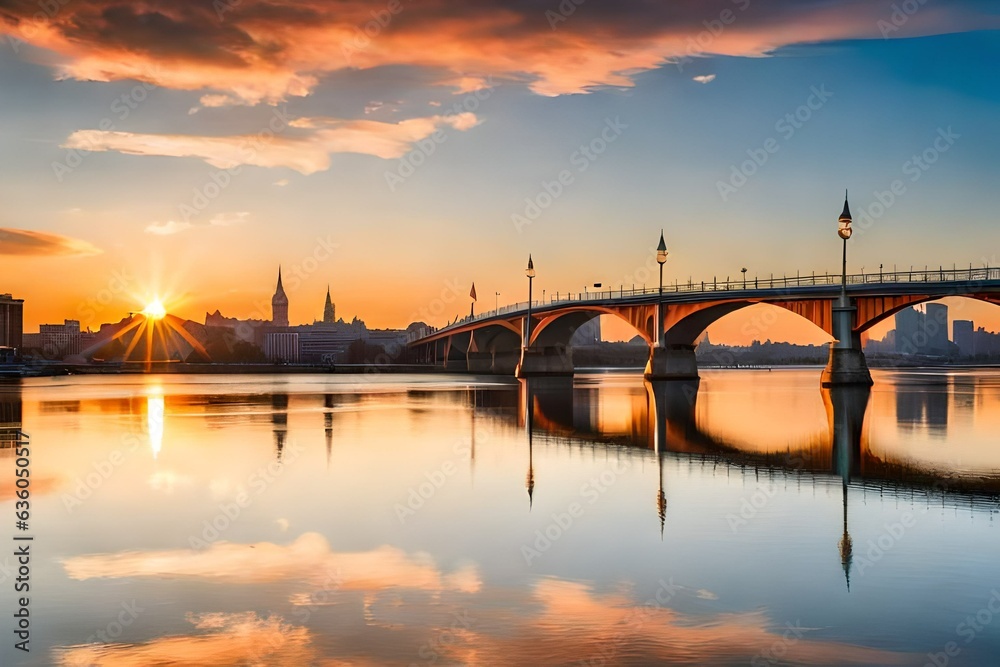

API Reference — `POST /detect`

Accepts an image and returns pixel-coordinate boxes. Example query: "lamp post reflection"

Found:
[823,384,871,591]
[324,394,334,469]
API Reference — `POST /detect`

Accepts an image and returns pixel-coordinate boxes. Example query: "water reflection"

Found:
[5,372,1000,665]
[147,388,165,460]
[517,374,1000,505]
[271,392,288,460]
[0,380,21,446]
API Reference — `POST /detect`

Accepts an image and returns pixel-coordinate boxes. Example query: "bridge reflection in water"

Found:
[504,373,1000,514]
[500,373,1000,588]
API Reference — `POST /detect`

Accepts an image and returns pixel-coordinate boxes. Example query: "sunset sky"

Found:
[1,0,999,343]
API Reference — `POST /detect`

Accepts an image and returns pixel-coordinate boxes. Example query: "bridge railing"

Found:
[408,265,999,342]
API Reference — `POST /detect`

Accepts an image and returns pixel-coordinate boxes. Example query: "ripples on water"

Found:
[1,369,998,666]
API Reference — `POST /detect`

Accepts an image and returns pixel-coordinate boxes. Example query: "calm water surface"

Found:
[1,369,999,666]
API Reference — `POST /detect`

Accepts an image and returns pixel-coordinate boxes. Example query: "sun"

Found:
[142,299,167,320]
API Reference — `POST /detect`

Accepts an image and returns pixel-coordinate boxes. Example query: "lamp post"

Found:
[741,267,748,289]
[656,230,669,347]
[495,291,500,313]
[525,255,535,348]
[838,191,853,292]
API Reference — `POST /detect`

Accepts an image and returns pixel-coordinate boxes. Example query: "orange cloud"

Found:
[61,532,481,593]
[1,1,995,104]
[53,612,348,667]
[63,113,478,173]
[0,228,101,257]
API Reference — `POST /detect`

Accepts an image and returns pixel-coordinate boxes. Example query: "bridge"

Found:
[408,265,1000,385]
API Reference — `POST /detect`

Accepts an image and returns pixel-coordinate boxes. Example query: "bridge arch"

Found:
[529,305,655,348]
[663,299,834,346]
[855,294,1000,333]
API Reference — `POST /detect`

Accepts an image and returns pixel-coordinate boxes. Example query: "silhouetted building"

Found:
[973,327,1000,358]
[36,319,82,358]
[271,267,289,327]
[894,306,922,355]
[0,293,24,351]
[263,332,299,362]
[323,286,336,324]
[923,303,949,356]
[953,320,974,357]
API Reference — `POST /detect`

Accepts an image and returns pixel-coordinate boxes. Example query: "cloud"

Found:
[693,74,717,84]
[63,113,479,174]
[54,612,324,667]
[0,228,101,256]
[145,220,193,235]
[209,211,249,227]
[61,532,481,594]
[273,179,290,187]
[1,1,995,104]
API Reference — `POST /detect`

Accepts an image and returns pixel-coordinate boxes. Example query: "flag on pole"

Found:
[470,283,477,301]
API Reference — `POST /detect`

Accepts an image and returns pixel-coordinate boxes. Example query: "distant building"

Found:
[923,303,949,355]
[894,306,922,355]
[263,332,299,362]
[271,267,289,327]
[953,320,974,357]
[36,319,82,358]
[0,293,24,351]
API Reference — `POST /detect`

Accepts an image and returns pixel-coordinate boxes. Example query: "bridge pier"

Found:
[516,345,574,377]
[644,344,699,381]
[467,352,493,373]
[821,296,873,387]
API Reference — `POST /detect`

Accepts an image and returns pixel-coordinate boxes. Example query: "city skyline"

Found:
[2,1,1000,343]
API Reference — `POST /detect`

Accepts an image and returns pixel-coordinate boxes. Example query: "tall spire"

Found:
[271,265,289,327]
[323,284,336,324]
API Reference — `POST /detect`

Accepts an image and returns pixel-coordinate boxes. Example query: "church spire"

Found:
[271,265,289,327]
[323,284,336,324]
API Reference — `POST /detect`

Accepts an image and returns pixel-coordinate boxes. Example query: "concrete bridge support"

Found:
[644,344,699,381]
[515,344,574,377]
[821,296,873,387]
[467,352,493,373]
[492,350,521,375]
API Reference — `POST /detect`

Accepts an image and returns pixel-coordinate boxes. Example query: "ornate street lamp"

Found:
[656,231,668,346]
[838,190,853,290]
[525,255,535,347]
